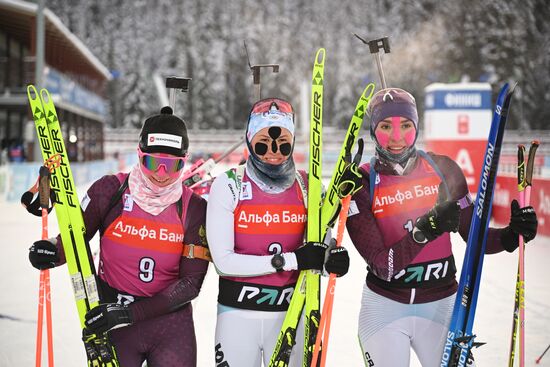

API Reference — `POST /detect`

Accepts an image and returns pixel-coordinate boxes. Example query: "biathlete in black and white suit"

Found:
[207,98,350,367]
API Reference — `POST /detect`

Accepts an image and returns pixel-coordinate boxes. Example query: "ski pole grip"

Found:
[525,141,540,186]
[38,165,51,209]
[517,144,526,190]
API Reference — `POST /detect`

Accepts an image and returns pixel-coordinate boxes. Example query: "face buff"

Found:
[246,130,296,192]
[128,164,183,215]
[245,99,297,192]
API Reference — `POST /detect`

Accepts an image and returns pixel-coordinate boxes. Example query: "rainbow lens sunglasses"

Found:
[138,148,187,177]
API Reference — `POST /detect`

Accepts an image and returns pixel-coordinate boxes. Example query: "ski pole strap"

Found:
[20,177,55,217]
[417,150,451,200]
[458,194,474,209]
[21,157,62,216]
[183,243,212,261]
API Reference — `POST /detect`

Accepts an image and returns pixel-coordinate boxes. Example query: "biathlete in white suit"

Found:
[206,98,350,367]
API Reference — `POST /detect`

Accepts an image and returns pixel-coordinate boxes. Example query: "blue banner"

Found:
[425,89,492,110]
[44,68,107,117]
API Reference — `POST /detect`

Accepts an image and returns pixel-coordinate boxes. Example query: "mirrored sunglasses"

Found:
[138,148,186,175]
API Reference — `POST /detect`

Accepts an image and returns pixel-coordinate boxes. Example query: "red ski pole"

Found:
[310,195,351,367]
[35,164,55,366]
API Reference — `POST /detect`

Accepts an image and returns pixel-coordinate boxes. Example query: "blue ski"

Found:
[441,82,516,367]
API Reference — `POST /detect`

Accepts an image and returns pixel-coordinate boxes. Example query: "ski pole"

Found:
[311,139,363,367]
[354,34,390,89]
[536,343,550,364]
[186,137,245,188]
[508,141,539,367]
[37,164,55,367]
[310,195,352,367]
[508,144,526,367]
[520,141,539,366]
[21,156,60,367]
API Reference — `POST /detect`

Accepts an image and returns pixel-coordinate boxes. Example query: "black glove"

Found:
[84,303,133,334]
[337,162,363,198]
[501,199,538,252]
[337,138,364,198]
[29,239,59,270]
[324,246,350,277]
[294,242,328,270]
[414,201,460,243]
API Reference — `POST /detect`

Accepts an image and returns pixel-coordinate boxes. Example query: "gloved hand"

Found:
[29,239,59,270]
[501,199,538,252]
[294,242,328,270]
[324,246,350,277]
[337,138,364,198]
[337,161,363,198]
[413,200,460,243]
[84,303,133,334]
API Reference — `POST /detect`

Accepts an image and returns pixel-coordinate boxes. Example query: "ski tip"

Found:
[508,81,518,94]
[531,140,540,147]
[362,83,376,100]
[27,84,38,100]
[40,88,52,104]
[315,48,326,64]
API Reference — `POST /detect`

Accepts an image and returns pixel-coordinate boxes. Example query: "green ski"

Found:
[320,82,375,230]
[303,47,326,367]
[269,78,375,366]
[27,85,119,367]
[269,48,326,367]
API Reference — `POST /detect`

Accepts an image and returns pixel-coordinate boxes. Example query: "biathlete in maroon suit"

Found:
[28,107,210,367]
[206,98,350,367]
[343,88,538,367]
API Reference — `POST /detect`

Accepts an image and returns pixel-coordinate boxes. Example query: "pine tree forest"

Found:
[46,0,550,131]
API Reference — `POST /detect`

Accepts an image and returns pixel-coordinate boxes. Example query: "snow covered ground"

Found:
[1,185,548,366]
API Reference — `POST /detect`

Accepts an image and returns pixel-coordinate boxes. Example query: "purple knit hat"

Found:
[368,88,418,134]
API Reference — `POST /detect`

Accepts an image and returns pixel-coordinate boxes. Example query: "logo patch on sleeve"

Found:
[240,182,253,201]
[81,193,91,211]
[347,200,360,217]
